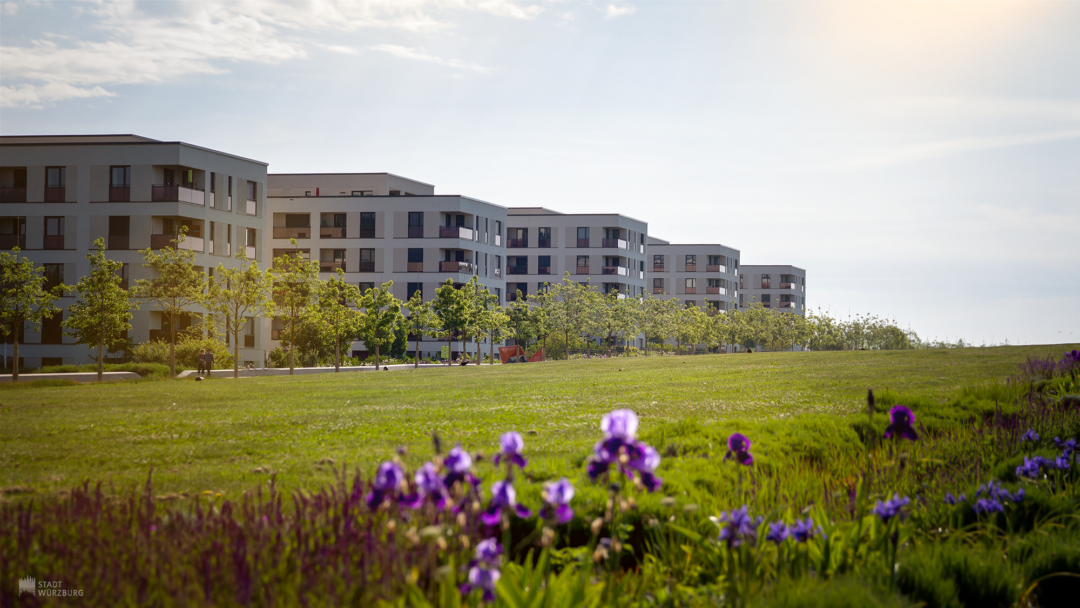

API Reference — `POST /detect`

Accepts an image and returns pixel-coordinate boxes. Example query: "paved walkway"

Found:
[0,371,142,383]
[176,363,459,379]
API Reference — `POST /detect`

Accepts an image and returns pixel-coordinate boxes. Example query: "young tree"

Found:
[432,278,467,366]
[132,229,205,377]
[62,238,136,382]
[0,247,61,381]
[270,241,321,375]
[403,287,440,368]
[638,293,669,356]
[204,249,274,378]
[357,281,403,369]
[482,306,512,365]
[527,285,555,361]
[314,270,362,372]
[506,290,538,350]
[614,294,642,355]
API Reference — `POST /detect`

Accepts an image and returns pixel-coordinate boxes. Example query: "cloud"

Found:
[370,44,493,73]
[316,44,360,55]
[0,82,114,108]
[605,4,635,19]
[832,129,1080,170]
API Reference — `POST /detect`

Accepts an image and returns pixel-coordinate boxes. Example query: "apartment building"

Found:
[0,134,269,369]
[646,237,740,312]
[266,173,508,360]
[504,207,648,301]
[739,264,807,313]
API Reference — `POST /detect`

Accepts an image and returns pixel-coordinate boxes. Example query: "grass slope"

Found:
[0,345,1072,498]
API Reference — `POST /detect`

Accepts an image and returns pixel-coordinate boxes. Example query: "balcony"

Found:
[246,199,257,215]
[274,226,311,240]
[602,266,629,276]
[440,226,474,240]
[537,238,551,248]
[359,227,375,239]
[208,192,216,208]
[507,265,528,275]
[639,270,644,279]
[244,335,255,348]
[685,287,697,294]
[118,279,129,291]
[779,282,795,289]
[0,235,26,250]
[108,235,129,250]
[320,261,346,273]
[409,226,424,238]
[151,234,203,251]
[707,286,722,295]
[44,235,64,250]
[602,238,628,250]
[149,329,172,343]
[507,238,528,248]
[653,264,665,272]
[0,187,26,203]
[152,185,205,206]
[109,186,130,202]
[44,187,65,202]
[356,261,375,272]
[440,261,473,273]
[685,264,697,272]
[707,265,727,273]
[321,226,346,239]
[538,266,551,275]
[652,287,664,294]
[245,246,255,259]
[577,238,589,248]
[271,329,283,341]
[639,244,645,254]
[576,266,590,275]
[407,262,423,272]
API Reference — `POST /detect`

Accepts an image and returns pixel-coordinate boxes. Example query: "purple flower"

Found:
[789,517,820,543]
[494,432,527,469]
[1020,429,1040,443]
[943,493,966,505]
[365,461,417,510]
[601,409,639,440]
[442,446,480,492]
[872,494,910,523]
[539,478,575,524]
[724,433,754,466]
[627,442,663,491]
[1016,457,1042,479]
[974,498,1004,515]
[1065,349,1080,364]
[977,479,1024,505]
[766,521,789,544]
[1053,437,1077,456]
[481,480,533,525]
[884,405,918,441]
[413,463,449,510]
[474,538,502,566]
[712,505,762,547]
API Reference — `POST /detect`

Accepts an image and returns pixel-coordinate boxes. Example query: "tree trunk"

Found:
[97,338,104,383]
[461,333,466,365]
[542,334,546,361]
[446,333,451,366]
[289,318,295,375]
[170,322,177,377]
[489,331,494,365]
[475,333,481,366]
[335,337,340,372]
[12,335,19,382]
[375,343,381,369]
[234,328,240,379]
[414,331,419,368]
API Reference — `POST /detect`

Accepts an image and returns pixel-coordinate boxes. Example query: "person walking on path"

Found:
[204,349,214,376]
[197,349,206,376]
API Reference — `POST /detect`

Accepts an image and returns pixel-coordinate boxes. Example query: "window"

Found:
[685,300,696,309]
[408,212,424,238]
[515,283,528,299]
[508,256,527,275]
[43,264,63,293]
[538,227,551,248]
[538,255,551,275]
[494,255,502,277]
[305,191,312,197]
[509,228,528,248]
[761,274,771,289]
[246,181,257,200]
[246,228,256,248]
[0,217,26,250]
[577,227,590,247]
[685,278,697,293]
[44,216,64,249]
[761,294,771,307]
[45,167,65,202]
[352,190,373,196]
[109,216,130,250]
[653,278,663,293]
[653,254,664,270]
[41,311,63,344]
[577,255,589,267]
[407,248,423,263]
[685,255,697,270]
[360,248,376,272]
[709,255,724,267]
[110,166,130,201]
[359,282,375,293]
[407,282,423,299]
[210,172,216,193]
[494,220,502,246]
[360,212,376,238]
[332,214,347,228]
[117,263,129,290]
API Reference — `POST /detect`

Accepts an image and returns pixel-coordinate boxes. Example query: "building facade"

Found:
[646,238,740,312]
[738,264,807,314]
[1,134,268,369]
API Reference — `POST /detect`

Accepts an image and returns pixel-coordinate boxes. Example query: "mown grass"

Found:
[0,344,1073,501]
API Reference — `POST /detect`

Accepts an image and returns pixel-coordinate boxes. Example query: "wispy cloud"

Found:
[316,44,360,55]
[605,4,635,19]
[832,129,1080,170]
[370,44,493,73]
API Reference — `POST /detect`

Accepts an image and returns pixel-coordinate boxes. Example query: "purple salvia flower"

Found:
[766,521,789,544]
[494,431,527,469]
[872,494,910,523]
[884,405,918,441]
[724,433,754,466]
[1020,429,1040,443]
[711,505,761,547]
[539,478,575,524]
[481,480,532,525]
[974,498,1004,515]
[601,409,639,440]
[789,517,819,543]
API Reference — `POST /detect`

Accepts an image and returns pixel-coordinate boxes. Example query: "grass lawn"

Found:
[0,344,1073,498]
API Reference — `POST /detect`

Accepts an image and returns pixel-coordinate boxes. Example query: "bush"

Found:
[132,337,233,372]
[898,543,1021,608]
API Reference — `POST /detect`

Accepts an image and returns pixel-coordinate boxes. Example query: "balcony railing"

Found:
[273,226,310,239]
[244,335,255,348]
[44,235,64,250]
[779,301,795,308]
[359,227,375,239]
[639,244,645,253]
[494,267,501,278]
[602,266,628,276]
[151,234,203,251]
[494,234,501,246]
[109,186,130,202]
[707,286,721,294]
[358,261,375,272]
[507,265,528,275]
[246,199,257,215]
[652,287,664,294]
[639,270,644,279]
[685,287,697,294]
[208,192,215,208]
[409,226,424,238]
[537,238,551,248]
[761,283,771,290]
[0,186,26,203]
[108,235,129,250]
[407,262,423,272]
[321,226,346,238]
[685,264,697,272]
[779,282,795,289]
[320,261,346,272]
[575,266,590,275]
[440,226,474,240]
[440,261,473,273]
[118,279,128,291]
[44,186,65,202]
[577,238,589,248]
[152,185,205,205]
[601,238,628,249]
[537,266,551,275]
[507,238,527,248]
[707,264,727,273]
[245,246,255,259]
[653,264,665,272]
[0,235,26,250]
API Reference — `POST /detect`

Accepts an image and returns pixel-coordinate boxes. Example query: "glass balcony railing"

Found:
[273,226,311,239]
[44,186,65,202]
[440,226,474,240]
[601,238,628,249]
[507,265,528,275]
[602,266,628,276]
[0,186,26,203]
[321,226,346,238]
[440,261,473,273]
[575,266,590,275]
[152,185,205,205]
[320,261,346,272]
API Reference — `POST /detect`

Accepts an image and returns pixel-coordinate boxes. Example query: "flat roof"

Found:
[267,193,504,208]
[0,134,269,166]
[507,209,648,225]
[268,172,435,188]
[740,264,806,272]
[650,243,739,250]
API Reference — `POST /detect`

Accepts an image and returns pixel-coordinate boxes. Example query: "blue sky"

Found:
[2,0,1078,346]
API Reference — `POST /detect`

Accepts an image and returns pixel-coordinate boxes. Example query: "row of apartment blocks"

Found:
[0,135,806,368]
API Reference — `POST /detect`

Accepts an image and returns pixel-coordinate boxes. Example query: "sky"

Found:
[2,0,1078,346]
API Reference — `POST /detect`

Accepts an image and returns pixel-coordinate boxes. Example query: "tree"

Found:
[473,287,505,365]
[432,278,467,365]
[62,238,136,382]
[638,293,670,356]
[357,281,403,369]
[205,249,274,378]
[0,247,61,381]
[460,276,487,364]
[403,287,440,368]
[270,241,322,375]
[527,286,555,361]
[614,294,642,356]
[482,307,512,365]
[314,270,362,372]
[506,290,538,350]
[132,229,205,377]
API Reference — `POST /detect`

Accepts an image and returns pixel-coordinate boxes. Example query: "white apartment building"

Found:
[739,264,807,314]
[504,207,648,300]
[646,237,740,311]
[266,173,508,360]
[0,134,269,369]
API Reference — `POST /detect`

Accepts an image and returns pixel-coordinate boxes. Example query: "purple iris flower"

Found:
[974,498,1004,515]
[724,433,754,466]
[1020,429,1040,443]
[587,410,661,489]
[1016,457,1042,479]
[460,539,502,601]
[627,442,663,491]
[442,446,480,490]
[884,405,919,441]
[766,521,789,544]
[1065,349,1080,364]
[788,517,820,543]
[365,462,417,510]
[481,480,533,525]
[601,409,639,440]
[539,478,575,524]
[1053,437,1077,456]
[872,494,910,523]
[413,462,449,510]
[494,432,527,469]
[943,493,966,505]
[712,505,762,547]
[977,479,1024,505]
[474,538,502,566]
